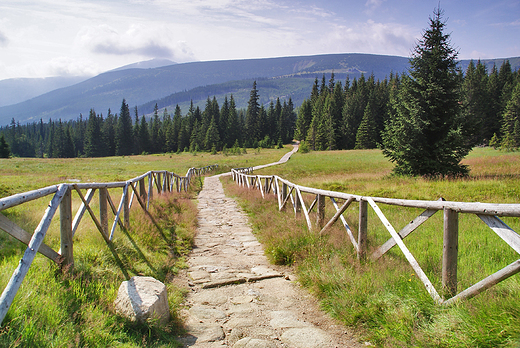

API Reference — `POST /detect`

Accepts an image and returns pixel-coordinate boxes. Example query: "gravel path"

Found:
[177,148,362,348]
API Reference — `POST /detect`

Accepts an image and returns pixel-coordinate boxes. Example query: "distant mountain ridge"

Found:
[0,53,518,126]
[0,76,89,108]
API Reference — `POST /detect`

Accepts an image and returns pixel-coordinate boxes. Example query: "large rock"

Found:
[114,276,170,326]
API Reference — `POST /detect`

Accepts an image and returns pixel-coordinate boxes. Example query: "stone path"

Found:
[177,148,361,348]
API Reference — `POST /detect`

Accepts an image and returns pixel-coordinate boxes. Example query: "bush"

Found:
[299,141,310,154]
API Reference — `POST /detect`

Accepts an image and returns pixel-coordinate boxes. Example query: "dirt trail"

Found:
[177,148,362,347]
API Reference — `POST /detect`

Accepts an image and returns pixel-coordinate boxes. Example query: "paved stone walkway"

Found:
[177,149,361,347]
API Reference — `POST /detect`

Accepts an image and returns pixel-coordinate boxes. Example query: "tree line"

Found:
[295,60,519,153]
[0,81,296,158]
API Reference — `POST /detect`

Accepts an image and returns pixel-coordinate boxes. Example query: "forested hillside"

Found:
[1,58,518,159]
[296,60,520,153]
[0,82,295,158]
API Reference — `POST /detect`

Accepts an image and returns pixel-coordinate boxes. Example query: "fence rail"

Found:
[0,164,217,325]
[231,168,520,306]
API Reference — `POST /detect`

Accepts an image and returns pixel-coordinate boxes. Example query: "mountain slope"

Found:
[0,53,410,125]
[0,76,89,108]
[0,53,518,126]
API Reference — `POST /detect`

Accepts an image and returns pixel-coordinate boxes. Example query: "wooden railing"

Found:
[231,168,520,306]
[0,165,217,325]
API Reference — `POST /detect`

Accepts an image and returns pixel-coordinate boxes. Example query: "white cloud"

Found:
[322,20,416,57]
[75,24,195,62]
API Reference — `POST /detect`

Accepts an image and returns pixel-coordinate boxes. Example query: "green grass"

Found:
[0,147,290,347]
[224,146,520,347]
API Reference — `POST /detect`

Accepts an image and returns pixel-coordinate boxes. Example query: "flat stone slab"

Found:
[281,327,335,348]
[189,306,227,320]
[233,337,276,348]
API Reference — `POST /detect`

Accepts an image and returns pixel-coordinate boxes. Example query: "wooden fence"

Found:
[0,165,217,325]
[231,168,520,306]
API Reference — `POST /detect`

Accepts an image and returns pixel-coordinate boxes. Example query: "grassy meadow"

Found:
[223,146,520,347]
[0,147,290,347]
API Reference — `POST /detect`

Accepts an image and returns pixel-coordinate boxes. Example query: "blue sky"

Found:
[0,0,518,80]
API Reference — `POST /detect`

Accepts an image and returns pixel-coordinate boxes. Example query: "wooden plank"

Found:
[296,187,312,231]
[372,208,439,260]
[358,199,368,260]
[0,185,58,211]
[72,188,95,237]
[72,185,108,240]
[442,208,459,297]
[99,188,108,238]
[443,259,520,306]
[0,184,68,325]
[366,197,443,304]
[478,215,520,254]
[129,183,165,240]
[0,213,60,262]
[319,197,354,237]
[109,184,128,240]
[60,187,73,268]
[123,184,130,229]
[147,172,153,208]
[327,197,358,251]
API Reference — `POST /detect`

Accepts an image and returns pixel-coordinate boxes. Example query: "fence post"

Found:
[123,186,130,229]
[99,188,108,238]
[294,191,301,217]
[157,173,162,194]
[316,194,325,228]
[60,186,73,269]
[442,208,459,297]
[139,178,147,203]
[281,183,288,211]
[358,199,368,260]
[148,173,153,207]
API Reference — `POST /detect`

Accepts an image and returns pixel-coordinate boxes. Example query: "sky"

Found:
[0,0,518,80]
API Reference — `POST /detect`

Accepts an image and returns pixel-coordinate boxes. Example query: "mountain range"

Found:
[0,53,518,126]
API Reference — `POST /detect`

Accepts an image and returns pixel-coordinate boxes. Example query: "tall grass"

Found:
[0,148,292,347]
[224,147,520,347]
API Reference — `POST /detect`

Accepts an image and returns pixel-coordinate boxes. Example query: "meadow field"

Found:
[223,146,520,347]
[1,145,519,347]
[0,147,289,347]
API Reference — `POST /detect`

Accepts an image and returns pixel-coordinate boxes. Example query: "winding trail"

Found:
[177,146,361,348]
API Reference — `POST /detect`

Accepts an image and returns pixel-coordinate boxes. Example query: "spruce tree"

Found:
[245,81,260,145]
[115,99,133,156]
[382,8,470,176]
[0,134,10,158]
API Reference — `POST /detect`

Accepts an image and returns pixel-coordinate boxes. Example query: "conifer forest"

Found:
[1,59,519,159]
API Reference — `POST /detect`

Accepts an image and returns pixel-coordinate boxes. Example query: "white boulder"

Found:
[114,276,170,326]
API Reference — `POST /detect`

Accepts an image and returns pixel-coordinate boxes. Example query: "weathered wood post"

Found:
[60,186,73,269]
[99,187,108,238]
[156,173,162,194]
[148,173,153,206]
[442,208,459,297]
[281,183,288,211]
[166,172,171,193]
[123,185,130,229]
[358,198,368,260]
[316,194,325,228]
[139,178,147,203]
[294,191,301,217]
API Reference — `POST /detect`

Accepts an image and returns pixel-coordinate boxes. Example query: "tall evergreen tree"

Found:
[245,81,260,145]
[0,134,10,158]
[115,99,133,156]
[84,109,103,157]
[382,8,470,176]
